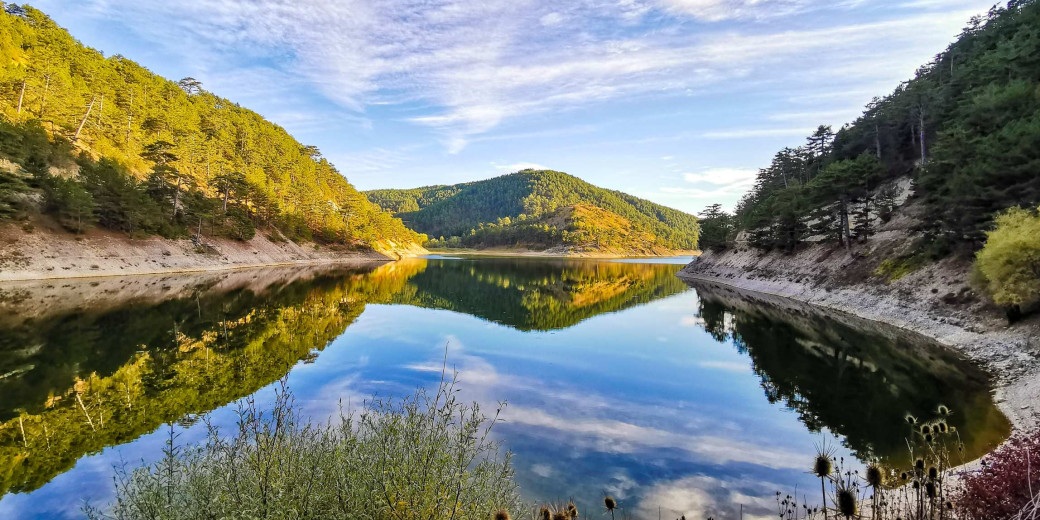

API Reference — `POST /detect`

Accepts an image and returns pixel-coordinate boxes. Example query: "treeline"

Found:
[0,5,421,247]
[367,170,700,251]
[703,0,1040,255]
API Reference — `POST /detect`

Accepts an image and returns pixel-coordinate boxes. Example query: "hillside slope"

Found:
[682,1,1040,434]
[0,5,423,257]
[366,169,699,255]
[706,0,1040,256]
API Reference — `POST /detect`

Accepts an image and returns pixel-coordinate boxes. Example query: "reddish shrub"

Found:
[952,429,1040,520]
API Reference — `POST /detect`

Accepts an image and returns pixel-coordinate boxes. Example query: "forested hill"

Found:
[697,0,1040,257]
[0,5,423,253]
[365,170,699,254]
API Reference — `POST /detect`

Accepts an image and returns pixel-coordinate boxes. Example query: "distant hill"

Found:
[365,170,699,254]
[0,6,422,254]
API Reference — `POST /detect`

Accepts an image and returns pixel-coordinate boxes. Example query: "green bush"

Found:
[85,376,524,520]
[974,206,1040,311]
[37,173,95,233]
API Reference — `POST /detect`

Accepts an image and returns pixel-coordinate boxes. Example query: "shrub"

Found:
[974,206,1040,312]
[85,376,524,520]
[951,429,1040,520]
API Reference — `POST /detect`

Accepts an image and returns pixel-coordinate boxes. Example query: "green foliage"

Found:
[84,377,524,520]
[368,169,699,253]
[0,7,421,249]
[0,169,30,217]
[729,1,1040,254]
[697,203,733,251]
[37,171,94,232]
[973,206,1040,309]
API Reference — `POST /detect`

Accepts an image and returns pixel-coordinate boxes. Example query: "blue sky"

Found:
[30,0,994,214]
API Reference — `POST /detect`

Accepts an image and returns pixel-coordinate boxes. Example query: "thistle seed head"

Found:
[813,454,833,478]
[494,510,511,520]
[604,496,616,511]
[866,465,883,488]
[837,488,858,518]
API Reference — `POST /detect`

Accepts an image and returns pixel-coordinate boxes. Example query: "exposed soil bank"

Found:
[678,246,1040,435]
[0,219,425,282]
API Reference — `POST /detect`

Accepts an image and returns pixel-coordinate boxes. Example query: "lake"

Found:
[0,256,1010,519]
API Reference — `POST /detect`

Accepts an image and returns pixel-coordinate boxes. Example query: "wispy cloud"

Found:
[655,0,813,22]
[683,168,758,185]
[51,0,984,153]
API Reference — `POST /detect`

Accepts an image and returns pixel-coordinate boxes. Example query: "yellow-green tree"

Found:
[974,206,1040,312]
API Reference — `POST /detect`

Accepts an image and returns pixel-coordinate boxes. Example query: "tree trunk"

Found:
[125,90,134,145]
[17,79,25,115]
[172,176,182,220]
[74,95,97,142]
[38,74,50,118]
[841,196,852,253]
[874,123,882,159]
[918,109,927,165]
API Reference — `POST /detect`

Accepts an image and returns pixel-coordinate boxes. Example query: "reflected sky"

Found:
[0,259,1006,520]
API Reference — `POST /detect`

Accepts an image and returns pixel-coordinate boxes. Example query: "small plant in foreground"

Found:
[84,374,524,520]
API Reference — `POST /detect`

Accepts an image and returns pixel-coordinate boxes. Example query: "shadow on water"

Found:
[0,258,688,497]
[687,279,1011,469]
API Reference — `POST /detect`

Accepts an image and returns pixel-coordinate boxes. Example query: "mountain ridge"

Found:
[365,169,699,255]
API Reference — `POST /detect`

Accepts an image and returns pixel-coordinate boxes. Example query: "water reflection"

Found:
[689,280,1010,467]
[386,257,690,330]
[0,263,407,495]
[0,259,1009,520]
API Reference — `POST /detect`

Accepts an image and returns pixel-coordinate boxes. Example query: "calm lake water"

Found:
[0,257,1010,519]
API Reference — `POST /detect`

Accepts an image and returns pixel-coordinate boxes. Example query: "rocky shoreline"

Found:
[678,248,1040,436]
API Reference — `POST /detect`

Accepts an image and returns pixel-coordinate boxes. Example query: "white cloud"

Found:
[55,0,988,154]
[683,168,758,185]
[701,127,816,139]
[635,475,781,520]
[491,161,550,172]
[697,360,750,373]
[504,406,806,470]
[539,12,565,26]
[656,0,811,22]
